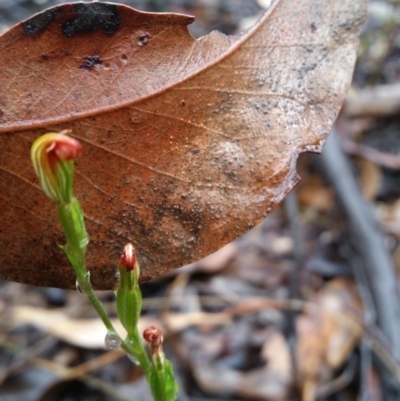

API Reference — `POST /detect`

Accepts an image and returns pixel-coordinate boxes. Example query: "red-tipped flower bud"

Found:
[116,243,142,334]
[143,326,165,366]
[30,130,81,204]
[119,243,136,272]
[143,326,164,349]
[144,326,179,401]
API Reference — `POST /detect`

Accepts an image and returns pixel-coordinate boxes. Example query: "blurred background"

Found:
[1,0,400,400]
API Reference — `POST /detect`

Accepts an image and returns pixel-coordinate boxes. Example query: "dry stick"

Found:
[320,129,400,399]
[284,191,303,384]
[345,83,400,117]
[285,190,303,303]
[315,355,358,399]
[349,254,377,401]
[342,138,400,170]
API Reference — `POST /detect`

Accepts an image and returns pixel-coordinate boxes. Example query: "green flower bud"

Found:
[143,327,179,401]
[143,326,165,368]
[119,243,140,284]
[116,244,142,335]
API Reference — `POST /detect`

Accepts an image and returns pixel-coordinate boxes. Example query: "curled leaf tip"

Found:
[30,130,81,203]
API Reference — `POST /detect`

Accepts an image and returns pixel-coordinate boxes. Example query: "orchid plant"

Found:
[30,130,179,401]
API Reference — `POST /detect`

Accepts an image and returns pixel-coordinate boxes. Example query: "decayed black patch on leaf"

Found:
[23,8,62,35]
[62,4,120,38]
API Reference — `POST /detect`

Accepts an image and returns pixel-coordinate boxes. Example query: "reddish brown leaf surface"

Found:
[0,1,367,289]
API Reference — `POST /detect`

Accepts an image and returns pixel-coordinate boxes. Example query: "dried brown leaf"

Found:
[296,278,364,399]
[191,330,291,400]
[0,1,367,289]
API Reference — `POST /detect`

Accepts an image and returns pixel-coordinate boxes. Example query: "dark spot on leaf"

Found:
[310,22,317,32]
[138,32,151,46]
[23,8,62,35]
[62,4,120,37]
[78,55,101,70]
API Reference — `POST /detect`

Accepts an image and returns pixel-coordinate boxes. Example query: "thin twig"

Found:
[343,138,400,170]
[345,84,400,117]
[320,129,400,399]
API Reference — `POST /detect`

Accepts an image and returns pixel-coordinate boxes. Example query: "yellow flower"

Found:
[30,130,81,203]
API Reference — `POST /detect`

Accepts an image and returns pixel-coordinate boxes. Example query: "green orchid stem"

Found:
[58,197,88,271]
[79,274,153,390]
[125,331,152,373]
[75,272,153,378]
[31,133,178,401]
[77,273,120,337]
[55,187,174,401]
[57,198,122,344]
[78,281,155,397]
[57,197,152,377]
